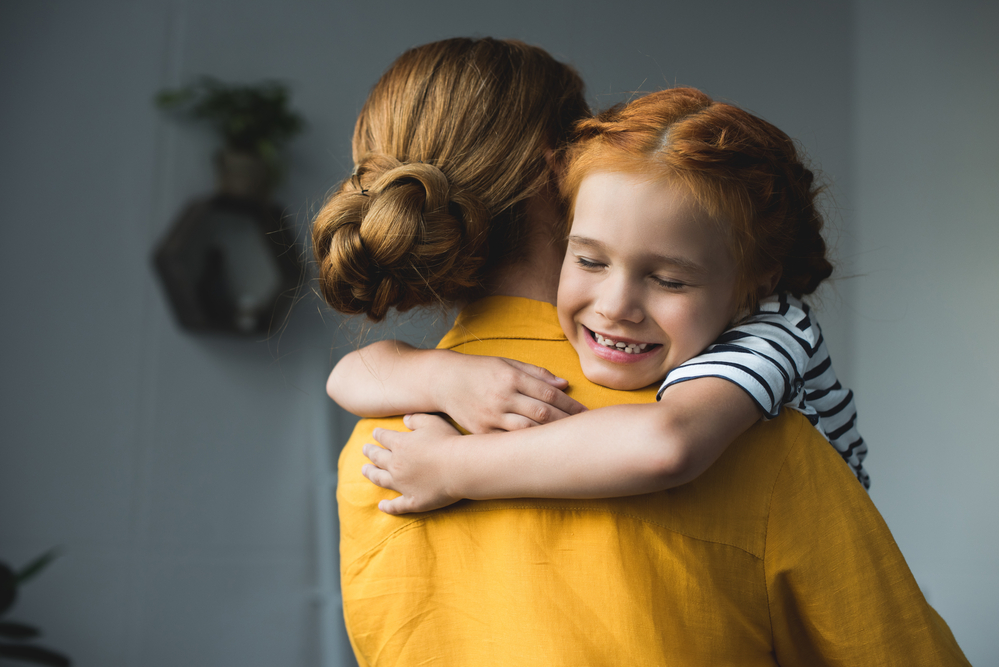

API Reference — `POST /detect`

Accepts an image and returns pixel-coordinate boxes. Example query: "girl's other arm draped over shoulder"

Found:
[327,341,586,434]
[363,376,760,514]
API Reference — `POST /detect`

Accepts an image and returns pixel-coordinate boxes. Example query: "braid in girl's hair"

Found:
[313,38,588,321]
[770,157,833,298]
[562,88,833,312]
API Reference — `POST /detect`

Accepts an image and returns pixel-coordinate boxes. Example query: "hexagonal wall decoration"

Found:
[153,194,301,335]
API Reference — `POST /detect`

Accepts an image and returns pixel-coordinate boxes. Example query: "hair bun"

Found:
[313,156,489,321]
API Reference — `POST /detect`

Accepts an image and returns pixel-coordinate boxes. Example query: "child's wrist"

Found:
[430,349,464,415]
[440,433,470,501]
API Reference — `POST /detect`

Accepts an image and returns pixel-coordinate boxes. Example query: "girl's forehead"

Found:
[575,171,724,228]
[575,169,702,216]
[569,171,736,274]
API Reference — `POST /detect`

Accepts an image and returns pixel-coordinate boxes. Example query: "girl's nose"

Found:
[593,274,644,324]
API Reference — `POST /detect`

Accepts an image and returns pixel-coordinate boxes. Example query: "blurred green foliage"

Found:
[155,77,305,162]
[0,550,70,666]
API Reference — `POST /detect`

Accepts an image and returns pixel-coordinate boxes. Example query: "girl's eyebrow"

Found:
[567,235,706,273]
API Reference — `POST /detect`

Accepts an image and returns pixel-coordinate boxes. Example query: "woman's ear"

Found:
[759,267,782,298]
[543,148,564,181]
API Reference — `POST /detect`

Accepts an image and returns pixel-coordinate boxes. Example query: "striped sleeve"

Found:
[657,294,870,489]
[657,294,817,419]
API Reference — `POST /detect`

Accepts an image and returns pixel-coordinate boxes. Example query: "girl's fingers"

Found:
[363,443,390,467]
[361,463,396,491]
[378,496,417,515]
[506,396,568,425]
[498,413,540,432]
[516,378,588,418]
[403,413,453,431]
[502,358,569,388]
[378,496,402,514]
[372,428,397,449]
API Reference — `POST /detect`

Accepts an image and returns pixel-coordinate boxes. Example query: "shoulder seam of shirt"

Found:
[443,334,566,349]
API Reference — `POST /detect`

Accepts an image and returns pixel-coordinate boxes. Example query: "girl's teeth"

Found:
[594,333,649,355]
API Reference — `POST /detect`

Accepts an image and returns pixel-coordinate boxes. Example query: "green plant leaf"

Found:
[0,564,16,616]
[153,77,305,160]
[0,643,71,666]
[15,550,60,586]
[154,88,194,110]
[0,621,40,639]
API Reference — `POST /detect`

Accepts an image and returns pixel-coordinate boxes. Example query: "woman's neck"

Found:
[483,191,564,305]
[486,245,562,305]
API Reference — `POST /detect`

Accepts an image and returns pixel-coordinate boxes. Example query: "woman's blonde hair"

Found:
[313,37,588,321]
[562,87,833,313]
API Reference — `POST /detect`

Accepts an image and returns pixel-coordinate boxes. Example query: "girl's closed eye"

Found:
[652,276,687,290]
[575,256,604,270]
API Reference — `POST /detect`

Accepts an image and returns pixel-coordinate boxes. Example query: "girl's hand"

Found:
[437,355,587,433]
[362,414,464,515]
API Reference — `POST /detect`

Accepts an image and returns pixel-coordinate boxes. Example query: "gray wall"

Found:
[0,1,993,665]
[852,0,999,657]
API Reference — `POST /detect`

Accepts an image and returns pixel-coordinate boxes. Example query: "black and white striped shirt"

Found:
[658,294,869,489]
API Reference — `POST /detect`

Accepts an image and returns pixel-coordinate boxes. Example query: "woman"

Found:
[313,37,586,319]
[313,38,968,665]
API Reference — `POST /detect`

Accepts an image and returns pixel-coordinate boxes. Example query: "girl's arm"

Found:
[362,376,760,514]
[328,340,587,434]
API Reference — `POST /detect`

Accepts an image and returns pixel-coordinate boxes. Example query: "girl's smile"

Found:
[558,171,742,391]
[584,326,661,360]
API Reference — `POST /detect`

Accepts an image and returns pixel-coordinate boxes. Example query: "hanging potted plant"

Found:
[152,78,307,335]
[155,76,305,199]
[0,550,70,666]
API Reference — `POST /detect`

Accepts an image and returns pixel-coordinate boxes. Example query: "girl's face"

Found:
[557,171,741,391]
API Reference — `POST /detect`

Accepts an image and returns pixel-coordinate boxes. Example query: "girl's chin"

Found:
[579,360,660,391]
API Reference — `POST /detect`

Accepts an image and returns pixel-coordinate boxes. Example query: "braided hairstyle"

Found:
[561,87,833,312]
[313,38,588,321]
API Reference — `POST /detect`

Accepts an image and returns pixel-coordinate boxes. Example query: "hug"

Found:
[313,37,969,665]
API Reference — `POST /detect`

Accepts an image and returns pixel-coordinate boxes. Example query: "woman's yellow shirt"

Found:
[338,297,968,666]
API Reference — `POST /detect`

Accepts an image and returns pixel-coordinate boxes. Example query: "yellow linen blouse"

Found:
[338,296,969,666]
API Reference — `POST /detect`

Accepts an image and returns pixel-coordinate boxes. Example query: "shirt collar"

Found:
[439,296,566,349]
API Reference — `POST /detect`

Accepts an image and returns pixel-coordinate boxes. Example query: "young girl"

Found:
[330,87,867,515]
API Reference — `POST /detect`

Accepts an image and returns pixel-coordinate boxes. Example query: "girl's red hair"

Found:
[561,88,832,312]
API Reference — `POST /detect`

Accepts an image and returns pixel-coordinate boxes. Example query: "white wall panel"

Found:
[851,1,999,664]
